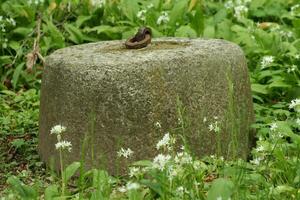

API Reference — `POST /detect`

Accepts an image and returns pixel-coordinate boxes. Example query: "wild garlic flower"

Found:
[28,0,45,5]
[129,167,140,177]
[153,154,171,171]
[126,182,140,190]
[291,4,300,16]
[295,54,300,59]
[261,56,274,69]
[250,157,263,165]
[157,11,169,25]
[156,132,170,149]
[256,145,265,152]
[50,125,66,135]
[270,122,278,131]
[208,121,220,133]
[296,118,300,126]
[55,140,72,152]
[137,9,147,21]
[154,121,162,129]
[224,1,234,9]
[90,0,105,7]
[287,65,297,73]
[234,5,248,19]
[117,147,133,158]
[117,186,127,193]
[289,98,300,111]
[174,152,193,165]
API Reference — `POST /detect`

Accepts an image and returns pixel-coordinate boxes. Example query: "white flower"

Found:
[291,4,300,16]
[208,121,220,133]
[261,56,274,69]
[289,98,300,111]
[224,1,233,9]
[295,54,300,59]
[90,0,105,7]
[129,167,140,177]
[55,140,72,152]
[137,9,147,21]
[287,65,297,73]
[208,124,214,131]
[154,121,161,129]
[203,117,207,123]
[251,157,263,165]
[270,122,278,131]
[50,125,66,135]
[153,154,171,170]
[175,186,189,196]
[256,145,264,152]
[118,186,127,193]
[126,182,140,190]
[117,148,133,158]
[156,133,170,150]
[296,118,300,126]
[157,11,169,25]
[174,152,193,165]
[147,3,154,9]
[234,5,248,19]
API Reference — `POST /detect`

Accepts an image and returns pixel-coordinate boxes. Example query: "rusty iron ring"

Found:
[125,27,152,49]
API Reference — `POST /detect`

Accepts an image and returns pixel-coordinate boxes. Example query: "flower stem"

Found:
[59,149,65,197]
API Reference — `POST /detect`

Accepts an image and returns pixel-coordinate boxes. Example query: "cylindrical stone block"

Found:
[39,38,255,174]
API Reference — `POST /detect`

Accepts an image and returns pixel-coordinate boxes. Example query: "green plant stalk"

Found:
[59,148,65,197]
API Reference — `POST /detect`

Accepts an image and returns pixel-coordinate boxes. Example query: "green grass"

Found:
[0,0,300,199]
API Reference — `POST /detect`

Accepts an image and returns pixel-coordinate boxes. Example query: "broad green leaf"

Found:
[7,176,38,199]
[44,21,65,48]
[12,62,25,89]
[251,83,268,94]
[169,0,188,26]
[175,25,197,38]
[64,162,81,183]
[268,80,291,88]
[120,0,139,21]
[207,178,234,200]
[190,2,204,36]
[64,23,84,44]
[12,27,33,37]
[45,185,60,200]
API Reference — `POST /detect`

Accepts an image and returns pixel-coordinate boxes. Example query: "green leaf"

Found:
[120,0,139,21]
[131,160,153,167]
[251,83,268,94]
[7,176,38,199]
[190,2,204,36]
[44,21,65,48]
[268,80,291,88]
[175,25,197,38]
[207,178,234,200]
[13,27,33,37]
[11,139,26,149]
[45,185,60,200]
[12,62,25,89]
[169,0,188,26]
[64,162,81,183]
[64,24,84,44]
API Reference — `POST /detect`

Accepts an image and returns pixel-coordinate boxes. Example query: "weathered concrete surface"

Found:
[39,38,255,175]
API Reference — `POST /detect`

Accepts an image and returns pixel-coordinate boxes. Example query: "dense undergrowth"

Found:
[0,0,300,199]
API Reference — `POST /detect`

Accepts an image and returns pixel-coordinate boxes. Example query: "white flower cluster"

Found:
[28,0,45,5]
[126,182,140,190]
[174,152,193,165]
[250,156,263,165]
[153,154,171,170]
[55,140,72,152]
[50,125,66,135]
[90,0,105,8]
[137,9,147,21]
[270,122,278,131]
[287,65,297,73]
[208,121,220,133]
[260,55,274,69]
[50,125,72,152]
[0,16,16,33]
[157,11,169,25]
[136,3,154,22]
[224,0,251,20]
[291,4,300,16]
[289,98,300,111]
[117,147,133,158]
[296,118,300,126]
